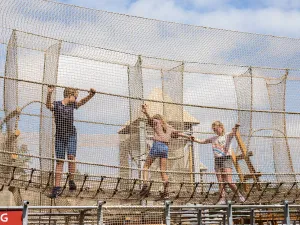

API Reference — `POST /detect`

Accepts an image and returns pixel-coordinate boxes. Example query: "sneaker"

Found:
[216,198,226,205]
[48,186,62,199]
[140,184,149,197]
[69,180,77,191]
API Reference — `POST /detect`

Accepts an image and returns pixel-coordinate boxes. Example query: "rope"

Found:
[0,150,299,177]
[1,76,300,115]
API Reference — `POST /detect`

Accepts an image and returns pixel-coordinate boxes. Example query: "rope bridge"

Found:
[0,0,300,207]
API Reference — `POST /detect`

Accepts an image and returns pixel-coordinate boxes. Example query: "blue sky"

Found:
[56,0,300,38]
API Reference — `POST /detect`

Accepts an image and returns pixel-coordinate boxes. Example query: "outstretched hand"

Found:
[232,123,240,134]
[89,88,96,96]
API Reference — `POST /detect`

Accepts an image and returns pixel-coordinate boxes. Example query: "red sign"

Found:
[0,211,22,225]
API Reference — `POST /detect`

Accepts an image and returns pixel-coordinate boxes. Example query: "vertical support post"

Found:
[197,209,202,225]
[79,211,85,225]
[127,65,133,178]
[284,200,290,225]
[97,201,105,225]
[188,124,195,184]
[227,201,233,225]
[250,208,255,225]
[222,214,226,225]
[22,200,29,225]
[127,56,143,180]
[65,216,70,225]
[165,200,171,225]
[139,120,147,181]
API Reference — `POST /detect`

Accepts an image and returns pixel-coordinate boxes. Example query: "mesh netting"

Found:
[0,0,300,207]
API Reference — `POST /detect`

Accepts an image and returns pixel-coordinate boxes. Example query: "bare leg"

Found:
[55,161,64,187]
[143,155,154,182]
[216,168,226,199]
[160,158,169,193]
[67,155,76,181]
[223,168,238,192]
[160,158,168,182]
[224,167,245,202]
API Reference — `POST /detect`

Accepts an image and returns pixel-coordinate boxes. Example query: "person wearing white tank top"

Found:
[193,121,245,204]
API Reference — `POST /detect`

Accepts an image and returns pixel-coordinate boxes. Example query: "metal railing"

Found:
[1,200,300,225]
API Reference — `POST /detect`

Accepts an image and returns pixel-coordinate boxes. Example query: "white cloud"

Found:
[196,8,300,38]
[127,0,191,23]
[255,0,300,10]
[181,0,232,9]
[63,0,131,13]
[52,0,300,39]
[125,1,300,38]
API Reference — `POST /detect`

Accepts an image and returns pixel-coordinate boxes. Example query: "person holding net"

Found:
[46,85,96,198]
[192,121,245,204]
[140,103,192,199]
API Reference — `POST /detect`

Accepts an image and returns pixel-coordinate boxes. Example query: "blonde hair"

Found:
[153,114,168,133]
[212,121,225,135]
[63,87,78,98]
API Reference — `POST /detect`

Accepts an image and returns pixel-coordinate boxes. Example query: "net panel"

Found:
[40,42,61,188]
[2,0,300,69]
[0,0,300,207]
[4,30,18,133]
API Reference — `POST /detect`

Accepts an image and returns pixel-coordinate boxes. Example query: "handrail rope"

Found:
[0,150,299,177]
[1,75,300,115]
[0,166,298,190]
[2,110,300,139]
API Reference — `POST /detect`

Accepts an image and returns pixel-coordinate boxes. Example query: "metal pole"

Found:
[165,200,171,225]
[22,201,29,225]
[79,211,85,225]
[227,201,233,225]
[97,201,105,225]
[284,200,291,225]
[223,214,226,225]
[197,209,202,225]
[250,208,255,225]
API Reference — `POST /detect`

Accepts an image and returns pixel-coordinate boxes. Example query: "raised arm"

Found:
[76,88,96,108]
[141,104,154,126]
[46,85,54,111]
[228,123,240,138]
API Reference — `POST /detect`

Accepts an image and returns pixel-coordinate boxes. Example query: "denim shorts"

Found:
[149,141,169,159]
[55,134,77,159]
